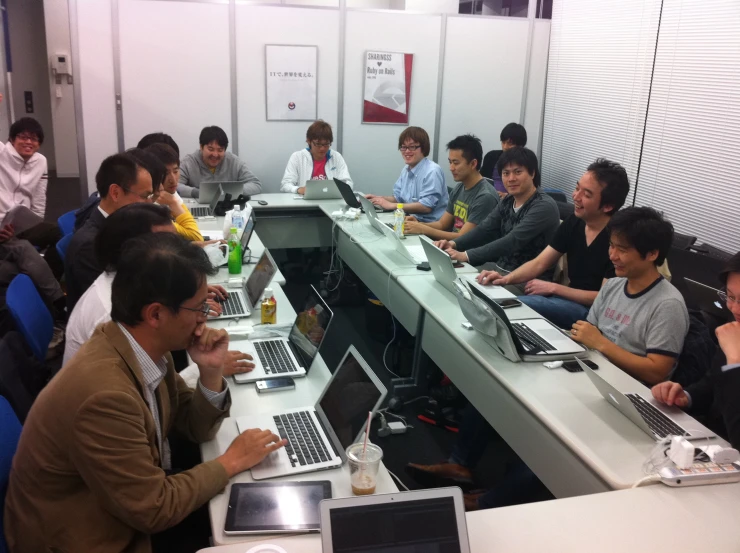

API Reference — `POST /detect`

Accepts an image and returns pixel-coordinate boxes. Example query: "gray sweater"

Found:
[453,190,560,276]
[177,150,262,198]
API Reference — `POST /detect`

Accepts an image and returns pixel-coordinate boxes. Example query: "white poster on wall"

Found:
[363,51,413,124]
[265,44,318,121]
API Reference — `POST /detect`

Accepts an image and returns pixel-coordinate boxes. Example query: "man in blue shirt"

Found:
[365,126,448,222]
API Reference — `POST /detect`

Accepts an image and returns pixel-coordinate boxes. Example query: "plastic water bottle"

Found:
[227,226,242,275]
[231,205,243,231]
[393,203,405,238]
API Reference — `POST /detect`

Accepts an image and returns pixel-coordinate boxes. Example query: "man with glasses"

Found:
[178,125,262,199]
[652,252,740,448]
[6,232,285,553]
[65,151,156,311]
[0,117,64,278]
[280,120,353,194]
[365,126,448,222]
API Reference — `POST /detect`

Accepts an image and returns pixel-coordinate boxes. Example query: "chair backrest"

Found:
[6,275,53,362]
[672,232,697,251]
[57,210,76,235]
[542,188,568,203]
[0,395,22,553]
[56,232,74,261]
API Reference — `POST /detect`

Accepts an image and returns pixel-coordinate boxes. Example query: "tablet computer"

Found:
[224,481,332,535]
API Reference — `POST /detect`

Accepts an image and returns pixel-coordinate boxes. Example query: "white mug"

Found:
[204,242,229,267]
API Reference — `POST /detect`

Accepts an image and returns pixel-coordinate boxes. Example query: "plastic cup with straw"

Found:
[347,411,383,495]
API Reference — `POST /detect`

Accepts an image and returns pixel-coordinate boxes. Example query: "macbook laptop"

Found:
[197,181,223,205]
[576,357,715,441]
[462,280,586,360]
[303,179,343,200]
[233,285,334,383]
[219,181,246,199]
[684,278,734,321]
[334,178,361,209]
[236,345,387,479]
[191,184,223,217]
[358,195,393,234]
[239,210,256,261]
[215,249,276,320]
[319,488,471,553]
[377,222,427,265]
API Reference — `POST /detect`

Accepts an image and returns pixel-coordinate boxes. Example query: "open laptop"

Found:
[462,280,586,360]
[197,181,224,205]
[233,285,334,384]
[236,345,387,479]
[684,278,734,321]
[576,357,715,441]
[303,179,343,200]
[239,210,256,261]
[191,184,223,217]
[215,249,276,320]
[218,181,245,199]
[335,178,383,212]
[358,195,393,234]
[320,488,471,553]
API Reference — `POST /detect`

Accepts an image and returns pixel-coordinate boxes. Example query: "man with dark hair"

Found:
[365,126,448,222]
[652,252,740,448]
[403,134,498,240]
[65,152,155,311]
[280,120,353,194]
[5,232,285,553]
[178,125,262,199]
[0,116,64,278]
[146,142,203,241]
[571,206,689,384]
[478,158,631,328]
[437,147,560,278]
[137,132,180,155]
[480,122,528,197]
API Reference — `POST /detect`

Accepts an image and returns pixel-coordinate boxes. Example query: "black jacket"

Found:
[65,208,106,311]
[480,150,503,181]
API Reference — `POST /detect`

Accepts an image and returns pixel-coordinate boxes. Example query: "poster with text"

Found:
[363,51,413,124]
[265,45,317,121]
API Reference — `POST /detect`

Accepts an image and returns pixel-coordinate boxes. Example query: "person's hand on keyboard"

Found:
[445,248,468,263]
[218,428,287,477]
[651,382,690,408]
[570,320,606,350]
[478,269,506,286]
[208,284,228,301]
[206,299,222,317]
[224,351,255,376]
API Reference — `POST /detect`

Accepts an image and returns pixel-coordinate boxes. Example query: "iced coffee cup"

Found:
[346,442,383,495]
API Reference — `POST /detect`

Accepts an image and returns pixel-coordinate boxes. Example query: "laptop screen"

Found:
[209,185,223,210]
[287,286,333,369]
[317,349,383,450]
[240,212,256,254]
[245,251,277,308]
[328,496,463,553]
[334,178,360,208]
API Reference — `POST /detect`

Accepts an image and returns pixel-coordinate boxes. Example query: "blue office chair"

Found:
[57,210,76,236]
[56,232,74,262]
[0,395,22,553]
[6,275,54,362]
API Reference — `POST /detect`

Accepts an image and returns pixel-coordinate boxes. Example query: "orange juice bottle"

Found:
[261,288,277,324]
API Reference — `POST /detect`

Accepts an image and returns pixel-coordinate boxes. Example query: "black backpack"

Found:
[672,310,717,388]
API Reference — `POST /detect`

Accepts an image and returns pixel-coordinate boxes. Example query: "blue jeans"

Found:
[449,404,497,468]
[518,294,589,329]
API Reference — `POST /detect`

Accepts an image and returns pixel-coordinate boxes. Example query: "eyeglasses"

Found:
[717,290,739,306]
[311,141,332,148]
[125,188,155,201]
[180,301,211,317]
[399,144,421,152]
[15,133,40,143]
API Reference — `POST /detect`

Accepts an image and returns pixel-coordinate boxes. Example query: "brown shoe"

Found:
[463,491,485,512]
[405,462,474,489]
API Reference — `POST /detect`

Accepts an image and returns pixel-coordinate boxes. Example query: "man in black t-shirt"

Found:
[477,158,630,328]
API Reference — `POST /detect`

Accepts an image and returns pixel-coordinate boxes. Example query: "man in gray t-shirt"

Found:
[571,206,689,384]
[404,134,498,241]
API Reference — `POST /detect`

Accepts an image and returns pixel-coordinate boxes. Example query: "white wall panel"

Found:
[76,0,117,193]
[342,10,442,196]
[523,19,550,161]
[235,5,340,192]
[119,0,231,157]
[437,16,529,187]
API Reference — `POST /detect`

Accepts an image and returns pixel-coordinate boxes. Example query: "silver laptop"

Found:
[191,184,223,217]
[219,181,245,199]
[576,357,715,441]
[233,285,334,384]
[214,249,276,320]
[303,179,343,200]
[197,181,223,204]
[463,280,586,360]
[320,488,471,553]
[684,278,734,321]
[236,345,387,480]
[358,195,392,233]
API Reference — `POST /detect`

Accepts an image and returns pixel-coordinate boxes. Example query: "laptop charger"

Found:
[668,436,695,468]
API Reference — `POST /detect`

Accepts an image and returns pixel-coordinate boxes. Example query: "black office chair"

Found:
[672,232,697,251]
[555,201,574,220]
[689,242,733,262]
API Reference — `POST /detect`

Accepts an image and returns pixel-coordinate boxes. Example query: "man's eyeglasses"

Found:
[180,301,211,317]
[15,133,40,144]
[717,290,739,306]
[311,141,332,148]
[399,144,421,152]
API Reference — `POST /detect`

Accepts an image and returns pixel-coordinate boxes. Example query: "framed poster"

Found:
[362,51,413,125]
[265,44,318,121]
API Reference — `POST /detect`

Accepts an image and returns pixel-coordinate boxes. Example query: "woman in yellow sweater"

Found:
[145,143,203,241]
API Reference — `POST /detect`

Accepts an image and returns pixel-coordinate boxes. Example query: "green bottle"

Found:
[227,226,242,275]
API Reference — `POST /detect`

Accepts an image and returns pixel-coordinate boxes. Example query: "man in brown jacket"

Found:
[4,232,285,552]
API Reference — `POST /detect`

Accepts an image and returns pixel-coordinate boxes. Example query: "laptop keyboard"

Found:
[512,322,555,353]
[626,394,689,438]
[191,206,210,218]
[220,294,246,317]
[273,411,332,467]
[254,340,297,374]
